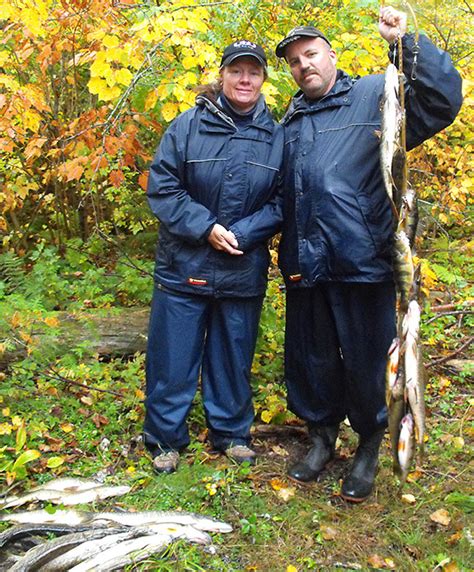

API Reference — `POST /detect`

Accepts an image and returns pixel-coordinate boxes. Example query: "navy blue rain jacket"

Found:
[147,94,284,297]
[279,34,463,287]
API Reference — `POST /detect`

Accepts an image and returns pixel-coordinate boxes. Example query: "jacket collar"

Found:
[196,93,274,134]
[282,70,355,125]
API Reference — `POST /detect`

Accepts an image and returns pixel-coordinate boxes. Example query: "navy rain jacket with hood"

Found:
[147,94,284,298]
[279,34,463,287]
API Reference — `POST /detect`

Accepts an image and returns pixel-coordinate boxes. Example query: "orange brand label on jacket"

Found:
[289,274,302,282]
[187,277,208,286]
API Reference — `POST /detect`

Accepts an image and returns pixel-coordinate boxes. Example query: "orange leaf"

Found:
[320,524,337,540]
[109,169,125,187]
[270,478,284,491]
[66,164,84,182]
[44,316,59,327]
[430,508,451,526]
[138,171,149,191]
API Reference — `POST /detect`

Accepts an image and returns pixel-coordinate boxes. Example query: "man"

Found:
[276,7,462,501]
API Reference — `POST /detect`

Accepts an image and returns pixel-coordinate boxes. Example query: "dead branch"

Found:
[43,367,124,397]
[427,336,473,368]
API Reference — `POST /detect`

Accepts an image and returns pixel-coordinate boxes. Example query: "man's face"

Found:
[285,37,337,99]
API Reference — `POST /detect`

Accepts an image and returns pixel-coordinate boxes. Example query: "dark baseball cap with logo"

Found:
[220,40,268,68]
[275,26,331,58]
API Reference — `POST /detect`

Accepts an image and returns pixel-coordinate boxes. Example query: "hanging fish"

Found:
[392,230,414,312]
[380,62,404,214]
[403,299,426,456]
[398,187,419,248]
[398,413,416,482]
[386,337,405,475]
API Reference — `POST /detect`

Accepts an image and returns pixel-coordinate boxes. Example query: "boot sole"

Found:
[340,491,370,503]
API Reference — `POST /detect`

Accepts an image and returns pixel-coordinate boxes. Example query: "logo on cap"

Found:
[233,40,257,49]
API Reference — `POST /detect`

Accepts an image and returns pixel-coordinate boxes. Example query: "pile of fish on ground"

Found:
[0,477,232,571]
[380,32,426,486]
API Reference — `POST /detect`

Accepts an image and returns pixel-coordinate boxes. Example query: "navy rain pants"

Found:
[144,286,263,455]
[284,282,396,437]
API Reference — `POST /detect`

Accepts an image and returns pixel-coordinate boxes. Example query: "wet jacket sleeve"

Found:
[147,117,217,245]
[228,177,283,252]
[394,34,463,150]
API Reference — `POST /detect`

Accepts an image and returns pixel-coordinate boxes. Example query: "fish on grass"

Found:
[0,523,98,550]
[0,509,233,533]
[68,526,210,572]
[7,527,127,572]
[1,478,103,508]
[42,524,211,572]
[1,485,131,509]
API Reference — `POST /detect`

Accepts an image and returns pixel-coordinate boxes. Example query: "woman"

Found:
[144,40,284,473]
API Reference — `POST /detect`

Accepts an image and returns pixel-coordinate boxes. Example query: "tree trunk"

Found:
[1,308,150,369]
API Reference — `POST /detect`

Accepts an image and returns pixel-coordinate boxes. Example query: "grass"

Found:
[0,357,472,571]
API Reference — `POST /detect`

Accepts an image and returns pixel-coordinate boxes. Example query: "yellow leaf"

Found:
[0,51,10,66]
[276,486,295,501]
[157,84,171,98]
[114,68,133,86]
[60,423,74,433]
[47,456,65,468]
[261,410,273,423]
[11,415,22,429]
[452,436,464,450]
[0,423,12,435]
[173,84,186,101]
[103,35,120,49]
[90,59,111,78]
[401,493,416,504]
[2,407,10,417]
[287,566,298,572]
[101,86,121,101]
[430,508,451,526]
[161,102,179,122]
[88,77,108,95]
[144,89,158,111]
[12,449,41,470]
[182,55,198,70]
[16,421,26,451]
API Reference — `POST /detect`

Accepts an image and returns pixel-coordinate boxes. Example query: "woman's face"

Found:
[221,57,265,113]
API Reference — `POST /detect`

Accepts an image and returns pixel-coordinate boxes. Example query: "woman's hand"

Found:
[208,224,243,255]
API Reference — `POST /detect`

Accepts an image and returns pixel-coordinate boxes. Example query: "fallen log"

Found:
[1,308,150,369]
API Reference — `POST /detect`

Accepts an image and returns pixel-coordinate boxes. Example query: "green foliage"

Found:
[0,240,153,311]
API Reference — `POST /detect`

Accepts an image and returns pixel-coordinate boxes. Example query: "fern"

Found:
[0,252,27,294]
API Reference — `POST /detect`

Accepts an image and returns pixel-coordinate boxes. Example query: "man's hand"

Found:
[207,224,243,255]
[379,6,407,44]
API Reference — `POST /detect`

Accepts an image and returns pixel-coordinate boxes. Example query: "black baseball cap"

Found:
[275,26,331,58]
[220,40,267,68]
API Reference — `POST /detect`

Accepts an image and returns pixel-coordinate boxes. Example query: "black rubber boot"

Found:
[340,429,385,502]
[288,425,339,483]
